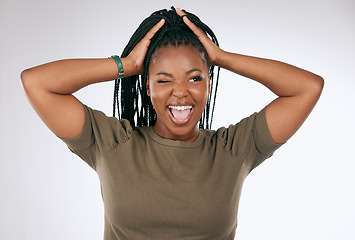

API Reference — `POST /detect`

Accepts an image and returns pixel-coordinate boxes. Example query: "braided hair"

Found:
[113,6,220,129]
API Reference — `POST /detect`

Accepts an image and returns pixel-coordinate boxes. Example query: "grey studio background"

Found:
[1,0,354,239]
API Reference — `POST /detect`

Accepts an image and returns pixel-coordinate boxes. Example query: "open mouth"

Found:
[167,105,193,125]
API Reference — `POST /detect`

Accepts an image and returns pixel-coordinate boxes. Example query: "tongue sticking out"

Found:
[170,108,191,121]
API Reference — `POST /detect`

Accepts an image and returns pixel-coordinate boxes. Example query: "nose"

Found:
[172,81,188,98]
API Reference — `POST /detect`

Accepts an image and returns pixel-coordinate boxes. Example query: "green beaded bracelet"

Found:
[111,55,124,78]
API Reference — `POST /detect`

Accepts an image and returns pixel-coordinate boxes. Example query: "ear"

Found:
[146,77,151,96]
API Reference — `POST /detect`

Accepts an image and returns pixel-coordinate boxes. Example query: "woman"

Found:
[21,7,323,240]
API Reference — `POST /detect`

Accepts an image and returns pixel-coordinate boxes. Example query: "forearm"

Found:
[21,57,135,95]
[216,50,323,97]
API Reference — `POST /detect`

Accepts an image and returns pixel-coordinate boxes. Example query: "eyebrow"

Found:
[156,69,202,77]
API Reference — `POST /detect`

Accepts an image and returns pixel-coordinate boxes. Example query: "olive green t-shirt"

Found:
[60,104,282,240]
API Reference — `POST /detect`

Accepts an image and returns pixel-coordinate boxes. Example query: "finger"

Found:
[175,8,186,17]
[181,15,206,38]
[175,8,202,36]
[143,19,165,40]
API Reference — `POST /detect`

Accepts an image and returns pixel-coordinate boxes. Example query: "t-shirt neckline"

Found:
[146,127,206,148]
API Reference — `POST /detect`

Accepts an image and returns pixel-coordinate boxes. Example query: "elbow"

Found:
[312,74,324,96]
[313,74,324,88]
[21,68,32,91]
[305,74,324,98]
[21,68,40,93]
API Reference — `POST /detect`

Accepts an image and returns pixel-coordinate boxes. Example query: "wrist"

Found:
[212,49,226,67]
[111,55,124,78]
[120,57,140,77]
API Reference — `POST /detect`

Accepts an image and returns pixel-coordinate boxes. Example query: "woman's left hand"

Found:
[176,8,223,66]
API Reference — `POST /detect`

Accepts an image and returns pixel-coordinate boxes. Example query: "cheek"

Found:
[149,85,171,108]
[190,84,210,102]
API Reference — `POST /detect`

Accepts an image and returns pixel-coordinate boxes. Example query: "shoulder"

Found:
[214,108,282,157]
[215,111,258,143]
[61,104,134,151]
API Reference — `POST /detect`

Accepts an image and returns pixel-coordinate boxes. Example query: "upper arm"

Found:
[264,75,324,144]
[21,69,85,139]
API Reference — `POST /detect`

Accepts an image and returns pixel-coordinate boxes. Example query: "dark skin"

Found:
[176,8,324,144]
[148,45,210,142]
[21,19,166,139]
[21,9,323,145]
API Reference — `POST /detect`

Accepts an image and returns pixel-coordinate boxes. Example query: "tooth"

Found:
[169,106,192,110]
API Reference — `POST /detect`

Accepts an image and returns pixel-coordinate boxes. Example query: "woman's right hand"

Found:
[124,19,165,76]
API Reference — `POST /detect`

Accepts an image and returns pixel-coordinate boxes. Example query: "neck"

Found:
[152,124,200,142]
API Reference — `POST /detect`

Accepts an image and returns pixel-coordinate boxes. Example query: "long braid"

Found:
[113,6,220,129]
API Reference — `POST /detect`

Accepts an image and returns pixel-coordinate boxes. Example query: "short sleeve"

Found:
[253,107,283,158]
[216,108,283,171]
[59,104,133,170]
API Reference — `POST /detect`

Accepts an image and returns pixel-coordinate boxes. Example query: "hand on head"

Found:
[126,19,165,75]
[175,8,223,66]
[126,7,223,77]
[117,7,221,129]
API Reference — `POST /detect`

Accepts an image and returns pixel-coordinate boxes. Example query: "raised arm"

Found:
[215,52,324,144]
[177,8,324,144]
[21,19,165,139]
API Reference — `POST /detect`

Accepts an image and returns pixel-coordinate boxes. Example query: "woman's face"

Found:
[147,45,210,142]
